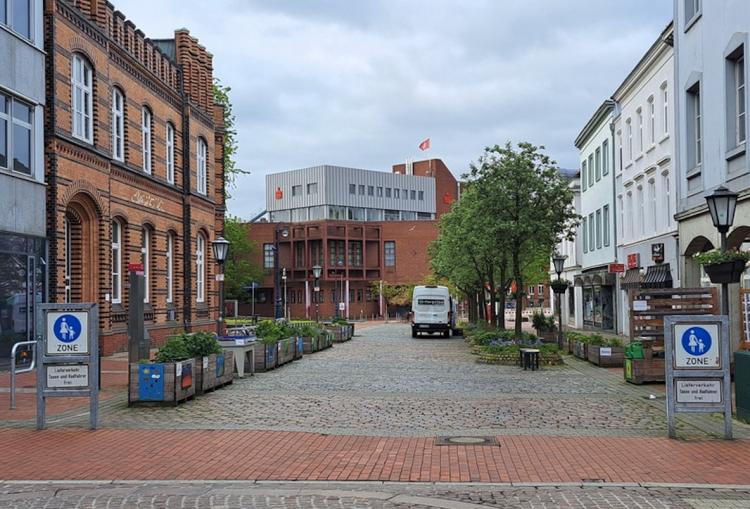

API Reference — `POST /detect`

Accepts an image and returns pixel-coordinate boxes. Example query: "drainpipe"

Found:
[607,99,620,335]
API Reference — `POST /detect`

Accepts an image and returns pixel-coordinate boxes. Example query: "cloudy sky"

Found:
[121,0,672,220]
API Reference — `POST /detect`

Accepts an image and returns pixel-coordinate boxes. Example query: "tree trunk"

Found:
[498,261,508,330]
[479,292,486,322]
[513,251,523,337]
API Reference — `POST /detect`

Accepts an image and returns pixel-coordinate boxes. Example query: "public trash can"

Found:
[735,350,750,424]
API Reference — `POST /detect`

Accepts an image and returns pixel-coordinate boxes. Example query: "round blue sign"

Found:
[53,314,82,343]
[681,326,712,356]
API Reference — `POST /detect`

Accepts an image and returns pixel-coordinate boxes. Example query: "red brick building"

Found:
[45,0,225,354]
[245,159,458,319]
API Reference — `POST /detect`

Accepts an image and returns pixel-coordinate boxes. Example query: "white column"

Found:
[305,280,310,320]
[345,280,350,319]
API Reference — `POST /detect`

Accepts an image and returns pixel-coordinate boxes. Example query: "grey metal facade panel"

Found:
[0,174,46,237]
[0,26,46,104]
[266,165,436,213]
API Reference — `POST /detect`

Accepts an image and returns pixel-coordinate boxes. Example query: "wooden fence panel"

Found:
[629,287,719,343]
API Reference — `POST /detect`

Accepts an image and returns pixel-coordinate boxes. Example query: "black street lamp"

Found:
[552,253,568,350]
[312,264,322,322]
[274,226,289,320]
[705,186,739,316]
[211,236,230,336]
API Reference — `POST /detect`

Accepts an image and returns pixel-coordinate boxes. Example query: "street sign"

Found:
[46,311,88,355]
[36,303,99,430]
[673,323,720,368]
[627,253,640,269]
[339,302,345,311]
[664,315,731,440]
[608,263,625,273]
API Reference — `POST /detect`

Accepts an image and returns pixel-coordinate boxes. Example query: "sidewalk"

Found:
[0,428,748,484]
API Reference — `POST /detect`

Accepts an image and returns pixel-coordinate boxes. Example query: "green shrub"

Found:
[693,249,750,266]
[183,331,222,357]
[154,336,191,363]
[532,312,547,331]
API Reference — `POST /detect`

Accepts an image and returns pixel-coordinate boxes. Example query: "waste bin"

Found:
[735,350,750,424]
[625,342,644,360]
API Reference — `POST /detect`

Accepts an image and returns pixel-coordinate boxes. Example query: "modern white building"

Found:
[574,101,618,332]
[550,172,583,329]
[613,22,677,336]
[674,0,750,348]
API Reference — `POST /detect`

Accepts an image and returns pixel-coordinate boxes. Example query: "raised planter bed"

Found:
[195,352,235,393]
[294,336,304,360]
[477,350,563,366]
[277,337,296,366]
[624,357,665,384]
[254,342,278,372]
[129,359,196,405]
[587,345,624,367]
[573,341,588,360]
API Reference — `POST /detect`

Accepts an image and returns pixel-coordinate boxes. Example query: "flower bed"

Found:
[464,326,562,366]
[566,332,624,367]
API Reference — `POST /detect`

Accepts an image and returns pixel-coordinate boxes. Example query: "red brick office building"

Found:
[45,0,225,354]
[246,159,458,319]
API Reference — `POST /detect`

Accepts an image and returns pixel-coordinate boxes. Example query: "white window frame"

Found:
[197,138,207,195]
[141,107,152,174]
[166,122,175,184]
[694,88,702,165]
[72,55,93,143]
[142,227,150,303]
[1,0,33,40]
[1,93,33,175]
[111,219,122,304]
[637,108,643,154]
[111,88,124,162]
[663,171,672,227]
[649,179,657,233]
[637,185,645,237]
[648,96,655,145]
[736,54,746,146]
[166,232,174,304]
[196,234,206,303]
[662,83,669,135]
[626,118,633,161]
[603,204,610,247]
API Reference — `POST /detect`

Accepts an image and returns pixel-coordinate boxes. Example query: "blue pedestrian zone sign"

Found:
[674,323,720,368]
[46,311,89,355]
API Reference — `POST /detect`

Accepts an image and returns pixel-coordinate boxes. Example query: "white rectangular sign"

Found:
[600,347,612,357]
[46,365,89,388]
[673,323,721,369]
[675,379,722,404]
[46,311,89,355]
[633,300,648,311]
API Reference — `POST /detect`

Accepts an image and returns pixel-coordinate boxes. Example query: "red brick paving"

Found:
[0,429,748,484]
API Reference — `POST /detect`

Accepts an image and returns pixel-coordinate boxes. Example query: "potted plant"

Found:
[299,323,322,354]
[183,331,234,394]
[550,279,570,294]
[254,320,282,372]
[532,312,557,342]
[587,336,625,367]
[129,336,196,405]
[694,249,750,284]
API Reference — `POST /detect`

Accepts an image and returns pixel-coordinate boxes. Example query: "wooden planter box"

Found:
[587,345,624,367]
[195,352,235,393]
[321,333,333,349]
[535,329,557,342]
[254,342,278,372]
[624,357,665,384]
[567,339,576,355]
[573,341,588,360]
[129,359,195,405]
[476,350,563,366]
[294,336,304,360]
[302,335,319,354]
[326,326,346,343]
[277,337,296,365]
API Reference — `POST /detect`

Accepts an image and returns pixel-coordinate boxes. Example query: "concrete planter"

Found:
[587,345,624,367]
[129,359,196,405]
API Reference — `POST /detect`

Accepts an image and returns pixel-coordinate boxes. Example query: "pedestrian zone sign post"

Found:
[36,303,99,430]
[664,315,731,440]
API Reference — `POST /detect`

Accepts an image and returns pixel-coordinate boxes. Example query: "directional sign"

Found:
[674,323,720,369]
[46,312,89,355]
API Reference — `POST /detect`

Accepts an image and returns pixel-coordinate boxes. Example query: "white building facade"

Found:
[574,101,618,332]
[674,0,750,348]
[550,174,583,329]
[613,23,678,336]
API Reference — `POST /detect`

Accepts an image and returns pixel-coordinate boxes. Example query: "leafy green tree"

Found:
[213,79,249,199]
[370,282,414,318]
[223,216,264,300]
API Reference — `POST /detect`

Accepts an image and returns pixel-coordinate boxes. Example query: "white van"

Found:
[411,285,455,338]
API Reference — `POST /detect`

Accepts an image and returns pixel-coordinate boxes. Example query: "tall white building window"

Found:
[617,195,624,240]
[734,53,746,146]
[142,227,150,303]
[663,171,672,227]
[603,205,610,247]
[197,138,207,195]
[649,179,657,233]
[141,107,152,174]
[662,83,669,135]
[166,232,174,304]
[71,55,93,143]
[617,130,623,171]
[1,0,32,39]
[688,84,702,167]
[166,122,175,184]
[626,118,633,161]
[0,94,33,175]
[196,233,206,302]
[637,108,643,154]
[111,88,124,162]
[637,185,645,237]
[111,219,122,304]
[648,96,655,145]
[582,217,588,253]
[626,192,633,239]
[602,139,609,175]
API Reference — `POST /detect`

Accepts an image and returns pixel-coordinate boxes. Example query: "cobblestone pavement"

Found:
[40,323,750,439]
[1,482,749,508]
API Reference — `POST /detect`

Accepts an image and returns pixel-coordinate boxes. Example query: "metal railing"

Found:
[10,341,37,410]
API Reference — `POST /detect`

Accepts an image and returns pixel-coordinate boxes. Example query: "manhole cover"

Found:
[435,436,498,446]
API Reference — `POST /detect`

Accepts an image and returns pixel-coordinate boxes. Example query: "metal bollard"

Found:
[10,341,37,410]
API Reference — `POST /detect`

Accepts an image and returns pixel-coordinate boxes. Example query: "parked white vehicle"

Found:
[411,285,455,338]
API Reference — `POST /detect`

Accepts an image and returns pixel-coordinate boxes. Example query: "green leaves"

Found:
[223,216,264,300]
[693,249,750,266]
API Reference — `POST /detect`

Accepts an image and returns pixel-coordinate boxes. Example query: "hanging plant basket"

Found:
[551,281,569,294]
[704,260,746,284]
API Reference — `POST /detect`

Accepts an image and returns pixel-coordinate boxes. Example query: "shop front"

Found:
[0,232,45,365]
[576,270,616,331]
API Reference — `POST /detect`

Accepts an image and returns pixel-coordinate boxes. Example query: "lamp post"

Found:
[705,186,739,317]
[211,236,230,336]
[552,253,568,350]
[312,265,322,322]
[274,226,289,320]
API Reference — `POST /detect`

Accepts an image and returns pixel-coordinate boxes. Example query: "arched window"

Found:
[197,138,207,195]
[166,231,175,304]
[111,219,123,304]
[166,122,175,184]
[71,54,93,143]
[142,226,151,303]
[111,88,125,161]
[196,233,206,303]
[141,107,152,174]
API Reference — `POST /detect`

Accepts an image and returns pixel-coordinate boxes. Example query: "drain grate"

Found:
[435,436,499,446]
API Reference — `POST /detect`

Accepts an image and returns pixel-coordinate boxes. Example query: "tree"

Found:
[371,282,414,319]
[466,142,578,336]
[223,216,264,300]
[213,79,249,199]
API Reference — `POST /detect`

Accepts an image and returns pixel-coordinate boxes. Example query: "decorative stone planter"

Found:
[587,345,624,367]
[703,260,747,284]
[129,359,196,405]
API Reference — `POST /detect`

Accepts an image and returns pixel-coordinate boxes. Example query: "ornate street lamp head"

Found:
[552,253,567,276]
[705,186,738,234]
[211,236,230,264]
[312,265,322,279]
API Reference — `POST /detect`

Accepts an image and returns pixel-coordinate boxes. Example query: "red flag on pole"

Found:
[418,138,431,151]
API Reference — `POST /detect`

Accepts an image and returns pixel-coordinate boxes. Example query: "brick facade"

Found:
[243,159,457,320]
[45,0,225,354]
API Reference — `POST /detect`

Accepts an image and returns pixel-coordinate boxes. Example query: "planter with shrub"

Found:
[183,331,235,394]
[693,249,750,284]
[586,336,625,367]
[253,320,302,372]
[464,327,562,366]
[325,318,353,342]
[129,336,196,405]
[532,312,557,342]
